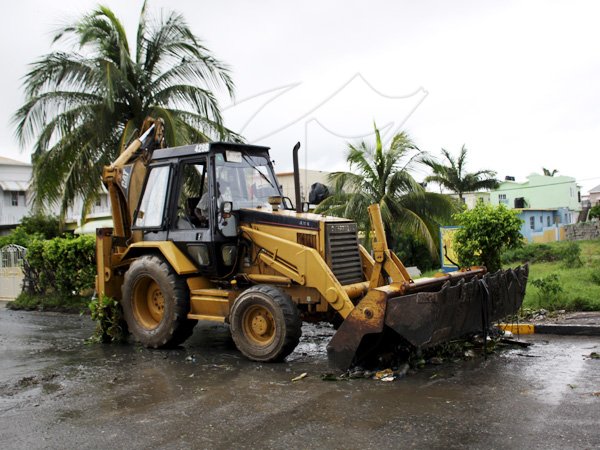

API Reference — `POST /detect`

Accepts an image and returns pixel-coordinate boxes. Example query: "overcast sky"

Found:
[1,0,599,193]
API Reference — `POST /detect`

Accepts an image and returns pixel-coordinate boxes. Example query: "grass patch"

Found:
[6,292,89,313]
[420,240,600,312]
[506,240,600,312]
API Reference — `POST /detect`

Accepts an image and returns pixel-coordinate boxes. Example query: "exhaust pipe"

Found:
[292,142,302,213]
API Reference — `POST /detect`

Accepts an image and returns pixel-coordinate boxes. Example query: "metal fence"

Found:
[0,244,26,300]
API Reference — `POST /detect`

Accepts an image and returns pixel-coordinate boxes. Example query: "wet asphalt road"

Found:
[0,304,599,450]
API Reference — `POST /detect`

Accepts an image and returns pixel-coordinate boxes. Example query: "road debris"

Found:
[373,369,394,381]
[500,338,532,348]
[291,372,308,382]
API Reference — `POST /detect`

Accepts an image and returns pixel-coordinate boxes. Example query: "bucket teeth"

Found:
[327,265,528,369]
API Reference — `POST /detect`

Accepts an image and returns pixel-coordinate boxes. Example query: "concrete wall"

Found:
[565,222,600,241]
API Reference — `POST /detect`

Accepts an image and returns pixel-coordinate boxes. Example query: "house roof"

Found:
[0,156,31,166]
[0,180,29,191]
[589,184,600,194]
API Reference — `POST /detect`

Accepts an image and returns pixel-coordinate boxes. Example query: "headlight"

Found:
[187,244,210,266]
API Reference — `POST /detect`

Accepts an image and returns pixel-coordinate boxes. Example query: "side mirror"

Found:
[220,201,233,217]
[218,201,237,237]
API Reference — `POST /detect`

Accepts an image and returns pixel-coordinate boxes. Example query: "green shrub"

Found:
[503,241,584,268]
[19,213,60,239]
[0,227,43,248]
[88,295,128,343]
[23,235,96,298]
[453,204,523,272]
[531,273,564,310]
[394,232,438,271]
[0,213,60,248]
[502,243,562,264]
[559,242,583,268]
[589,205,600,220]
[7,292,88,312]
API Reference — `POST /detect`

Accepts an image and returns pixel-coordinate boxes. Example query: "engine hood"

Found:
[239,208,353,231]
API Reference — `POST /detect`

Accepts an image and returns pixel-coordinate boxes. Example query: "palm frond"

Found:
[14,3,238,221]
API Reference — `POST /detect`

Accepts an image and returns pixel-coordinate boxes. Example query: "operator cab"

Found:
[132,142,287,277]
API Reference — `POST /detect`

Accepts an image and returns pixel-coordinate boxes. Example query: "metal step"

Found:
[188,291,231,322]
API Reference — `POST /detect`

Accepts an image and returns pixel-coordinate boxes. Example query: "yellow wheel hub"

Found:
[243,305,275,345]
[133,278,164,330]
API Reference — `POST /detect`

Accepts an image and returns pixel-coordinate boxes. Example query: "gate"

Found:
[0,244,26,300]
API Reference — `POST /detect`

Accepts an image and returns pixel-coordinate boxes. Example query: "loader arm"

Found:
[96,118,165,299]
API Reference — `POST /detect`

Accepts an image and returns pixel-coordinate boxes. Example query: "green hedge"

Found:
[502,241,582,266]
[23,235,96,298]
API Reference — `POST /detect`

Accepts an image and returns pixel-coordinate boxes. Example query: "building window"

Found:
[539,216,543,223]
[11,192,18,206]
[547,216,551,227]
[95,198,102,207]
[530,216,535,230]
[499,194,507,205]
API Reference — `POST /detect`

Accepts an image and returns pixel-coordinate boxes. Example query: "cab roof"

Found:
[150,142,270,161]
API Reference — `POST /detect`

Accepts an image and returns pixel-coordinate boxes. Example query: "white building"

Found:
[276,169,330,204]
[448,191,491,209]
[0,155,111,234]
[0,156,32,230]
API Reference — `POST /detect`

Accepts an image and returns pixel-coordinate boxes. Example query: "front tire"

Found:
[122,255,196,348]
[230,285,302,362]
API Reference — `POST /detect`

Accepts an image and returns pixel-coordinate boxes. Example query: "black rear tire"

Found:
[122,255,196,348]
[230,285,302,362]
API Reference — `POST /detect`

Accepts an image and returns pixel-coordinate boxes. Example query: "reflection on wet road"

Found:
[0,307,598,449]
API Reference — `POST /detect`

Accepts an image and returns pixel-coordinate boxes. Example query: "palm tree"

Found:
[315,124,455,254]
[423,145,499,203]
[14,2,238,217]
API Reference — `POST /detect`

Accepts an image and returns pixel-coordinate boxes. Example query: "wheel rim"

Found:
[242,304,275,345]
[132,277,164,330]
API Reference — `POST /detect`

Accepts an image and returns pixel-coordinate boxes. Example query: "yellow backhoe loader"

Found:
[96,118,528,369]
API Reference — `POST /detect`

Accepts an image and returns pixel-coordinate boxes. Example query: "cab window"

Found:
[136,166,170,228]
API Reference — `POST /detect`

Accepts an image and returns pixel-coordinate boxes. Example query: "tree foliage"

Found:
[423,145,499,202]
[316,123,456,255]
[453,203,523,272]
[589,205,600,220]
[0,213,59,248]
[14,2,237,217]
[19,213,60,239]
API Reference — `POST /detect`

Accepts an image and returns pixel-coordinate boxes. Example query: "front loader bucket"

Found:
[327,265,528,369]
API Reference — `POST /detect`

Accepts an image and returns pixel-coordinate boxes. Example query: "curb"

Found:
[498,323,600,336]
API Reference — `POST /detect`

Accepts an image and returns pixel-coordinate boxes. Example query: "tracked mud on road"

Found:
[1,307,599,449]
